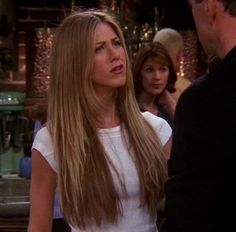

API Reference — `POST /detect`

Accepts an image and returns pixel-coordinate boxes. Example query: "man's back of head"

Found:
[188,0,236,59]
[153,28,183,72]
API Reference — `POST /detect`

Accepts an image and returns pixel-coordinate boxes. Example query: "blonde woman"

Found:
[28,9,172,232]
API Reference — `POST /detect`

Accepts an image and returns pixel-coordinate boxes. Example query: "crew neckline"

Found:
[98,124,121,135]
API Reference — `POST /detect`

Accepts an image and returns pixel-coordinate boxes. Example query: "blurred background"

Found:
[0,0,206,96]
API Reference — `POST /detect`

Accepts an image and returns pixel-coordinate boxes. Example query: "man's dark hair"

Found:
[194,0,236,16]
[221,0,236,16]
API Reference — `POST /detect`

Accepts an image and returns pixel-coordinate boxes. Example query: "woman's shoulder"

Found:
[142,111,169,128]
[32,126,53,155]
[32,126,57,172]
[142,111,172,145]
[35,125,50,137]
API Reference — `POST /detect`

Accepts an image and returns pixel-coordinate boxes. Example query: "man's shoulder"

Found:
[178,75,208,101]
[172,76,191,100]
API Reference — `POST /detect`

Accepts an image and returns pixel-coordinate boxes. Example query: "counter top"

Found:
[0,177,30,217]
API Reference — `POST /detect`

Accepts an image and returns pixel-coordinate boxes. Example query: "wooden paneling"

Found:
[0,217,28,232]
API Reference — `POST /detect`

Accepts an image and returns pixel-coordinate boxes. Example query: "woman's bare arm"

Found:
[28,149,57,232]
[163,136,172,160]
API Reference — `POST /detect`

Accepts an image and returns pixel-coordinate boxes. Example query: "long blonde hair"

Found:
[48,9,167,229]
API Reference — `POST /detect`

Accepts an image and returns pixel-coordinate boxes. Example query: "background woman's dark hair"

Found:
[132,42,177,98]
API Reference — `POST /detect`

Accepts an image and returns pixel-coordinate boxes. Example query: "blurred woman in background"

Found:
[133,42,177,127]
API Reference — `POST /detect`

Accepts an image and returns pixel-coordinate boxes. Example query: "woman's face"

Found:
[92,22,126,95]
[140,57,169,96]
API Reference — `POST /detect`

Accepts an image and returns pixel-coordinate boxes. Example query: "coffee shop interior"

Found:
[0,0,209,231]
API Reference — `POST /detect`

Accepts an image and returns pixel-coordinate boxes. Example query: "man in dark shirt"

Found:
[161,0,236,231]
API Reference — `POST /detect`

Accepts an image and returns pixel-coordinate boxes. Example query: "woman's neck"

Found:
[139,92,158,115]
[99,109,120,129]
[95,89,120,128]
[96,100,120,129]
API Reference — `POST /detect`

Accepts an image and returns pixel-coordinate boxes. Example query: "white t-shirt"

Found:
[32,112,172,232]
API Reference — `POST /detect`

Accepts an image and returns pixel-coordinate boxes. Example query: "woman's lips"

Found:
[110,64,124,74]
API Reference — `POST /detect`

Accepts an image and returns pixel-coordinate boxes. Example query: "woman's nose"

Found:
[108,46,120,61]
[153,70,161,80]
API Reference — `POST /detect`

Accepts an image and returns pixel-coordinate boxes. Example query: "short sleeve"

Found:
[142,111,172,146]
[32,127,58,173]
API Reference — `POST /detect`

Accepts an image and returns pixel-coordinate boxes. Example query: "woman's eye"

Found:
[160,66,168,72]
[95,45,104,53]
[144,67,153,73]
[113,40,121,47]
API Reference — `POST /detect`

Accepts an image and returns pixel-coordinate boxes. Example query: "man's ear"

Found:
[205,0,223,19]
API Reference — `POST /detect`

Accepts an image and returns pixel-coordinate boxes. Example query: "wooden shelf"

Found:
[0,217,28,232]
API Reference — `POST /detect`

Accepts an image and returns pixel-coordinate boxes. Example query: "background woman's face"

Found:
[140,57,169,96]
[92,22,126,95]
